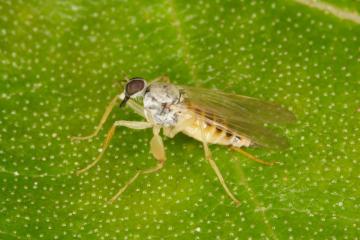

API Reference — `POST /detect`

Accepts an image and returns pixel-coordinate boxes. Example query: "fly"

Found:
[71,76,296,205]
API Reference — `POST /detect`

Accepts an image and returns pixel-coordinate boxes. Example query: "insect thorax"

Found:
[143,83,183,126]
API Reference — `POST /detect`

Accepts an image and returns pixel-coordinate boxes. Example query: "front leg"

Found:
[76,120,153,175]
[70,95,120,141]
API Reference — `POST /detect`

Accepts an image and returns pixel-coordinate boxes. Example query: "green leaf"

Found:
[1,0,359,239]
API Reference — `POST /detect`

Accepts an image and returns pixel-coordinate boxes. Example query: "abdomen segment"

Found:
[181,119,251,147]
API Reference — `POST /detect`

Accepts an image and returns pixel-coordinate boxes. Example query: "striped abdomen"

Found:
[181,118,251,148]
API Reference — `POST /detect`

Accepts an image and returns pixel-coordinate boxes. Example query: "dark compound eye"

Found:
[125,77,145,96]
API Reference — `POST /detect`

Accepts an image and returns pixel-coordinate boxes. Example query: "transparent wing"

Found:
[181,86,296,124]
[180,86,296,149]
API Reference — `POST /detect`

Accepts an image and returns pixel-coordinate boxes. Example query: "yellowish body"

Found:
[181,118,251,147]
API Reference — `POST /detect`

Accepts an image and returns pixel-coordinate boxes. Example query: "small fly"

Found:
[72,76,296,205]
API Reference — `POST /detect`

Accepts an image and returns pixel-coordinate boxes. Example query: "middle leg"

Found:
[108,126,167,203]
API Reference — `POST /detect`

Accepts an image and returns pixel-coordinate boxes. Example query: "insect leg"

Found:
[71,95,120,141]
[149,126,166,162]
[231,147,275,166]
[76,120,153,175]
[150,75,171,84]
[199,123,240,205]
[108,126,166,203]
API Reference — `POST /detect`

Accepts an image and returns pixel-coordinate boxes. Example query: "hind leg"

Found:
[231,147,275,166]
[202,140,240,205]
[199,124,240,205]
